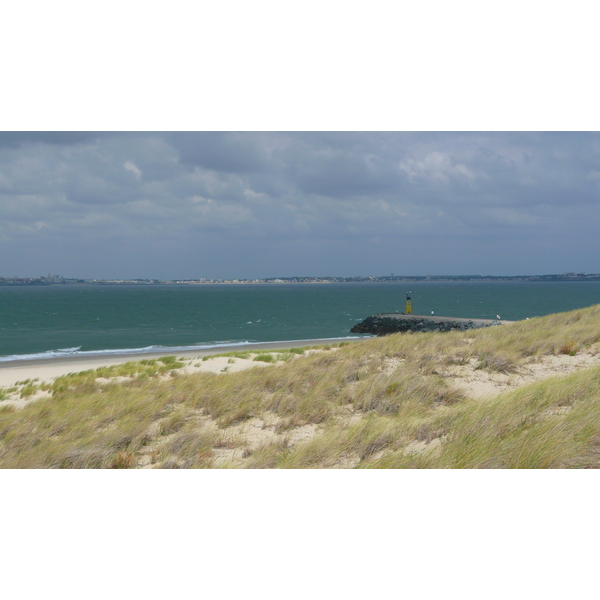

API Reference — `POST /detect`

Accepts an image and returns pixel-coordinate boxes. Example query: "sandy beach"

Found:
[3,331,600,406]
[0,337,367,391]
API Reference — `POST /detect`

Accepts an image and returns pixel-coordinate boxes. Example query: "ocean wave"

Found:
[0,336,366,364]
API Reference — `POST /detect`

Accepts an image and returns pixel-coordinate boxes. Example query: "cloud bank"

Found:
[1,131,599,278]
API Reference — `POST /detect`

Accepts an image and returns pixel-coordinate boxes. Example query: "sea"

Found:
[1,281,600,363]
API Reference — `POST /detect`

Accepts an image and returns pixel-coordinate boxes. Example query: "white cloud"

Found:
[124,161,142,179]
[191,195,213,205]
[399,151,477,183]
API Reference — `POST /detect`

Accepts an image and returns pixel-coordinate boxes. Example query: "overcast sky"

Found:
[1,131,599,279]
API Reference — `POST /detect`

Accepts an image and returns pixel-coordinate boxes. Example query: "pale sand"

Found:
[4,332,600,426]
[0,338,366,407]
[440,350,600,400]
[0,353,254,389]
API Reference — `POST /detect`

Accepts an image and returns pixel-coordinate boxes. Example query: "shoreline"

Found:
[0,337,369,390]
[0,336,368,368]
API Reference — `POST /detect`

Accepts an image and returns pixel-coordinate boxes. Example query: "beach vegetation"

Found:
[207,348,307,361]
[158,356,184,368]
[253,353,275,363]
[475,351,518,374]
[2,303,600,468]
[1,386,18,400]
[215,350,253,359]
[19,384,39,398]
[560,339,579,356]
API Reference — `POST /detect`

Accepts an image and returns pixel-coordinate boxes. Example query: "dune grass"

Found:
[366,365,600,469]
[1,305,600,468]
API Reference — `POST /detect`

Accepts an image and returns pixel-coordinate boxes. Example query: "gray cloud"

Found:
[1,132,600,278]
[168,132,277,174]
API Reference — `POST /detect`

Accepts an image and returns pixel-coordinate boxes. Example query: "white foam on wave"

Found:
[0,336,366,364]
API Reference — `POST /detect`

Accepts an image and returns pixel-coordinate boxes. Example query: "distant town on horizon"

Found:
[2,273,600,286]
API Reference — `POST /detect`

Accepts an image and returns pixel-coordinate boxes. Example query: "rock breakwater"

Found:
[350,314,503,336]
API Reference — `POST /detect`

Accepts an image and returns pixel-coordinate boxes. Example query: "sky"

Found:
[4,2,599,592]
[1,131,600,279]
[2,2,599,281]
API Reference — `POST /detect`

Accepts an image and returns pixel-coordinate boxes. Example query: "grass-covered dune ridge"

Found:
[1,304,600,468]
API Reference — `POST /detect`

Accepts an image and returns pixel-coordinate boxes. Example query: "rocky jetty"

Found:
[351,314,503,336]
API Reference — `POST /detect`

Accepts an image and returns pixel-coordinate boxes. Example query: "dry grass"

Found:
[367,366,600,469]
[2,306,600,468]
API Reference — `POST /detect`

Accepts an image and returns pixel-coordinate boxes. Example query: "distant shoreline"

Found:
[3,274,600,286]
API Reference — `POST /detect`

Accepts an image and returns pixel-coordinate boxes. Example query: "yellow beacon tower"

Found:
[406,291,412,314]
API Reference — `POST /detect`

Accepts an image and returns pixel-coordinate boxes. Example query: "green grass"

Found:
[253,353,275,363]
[19,384,39,398]
[209,348,307,360]
[209,350,253,360]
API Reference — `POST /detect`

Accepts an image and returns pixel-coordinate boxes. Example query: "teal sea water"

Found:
[1,282,600,362]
